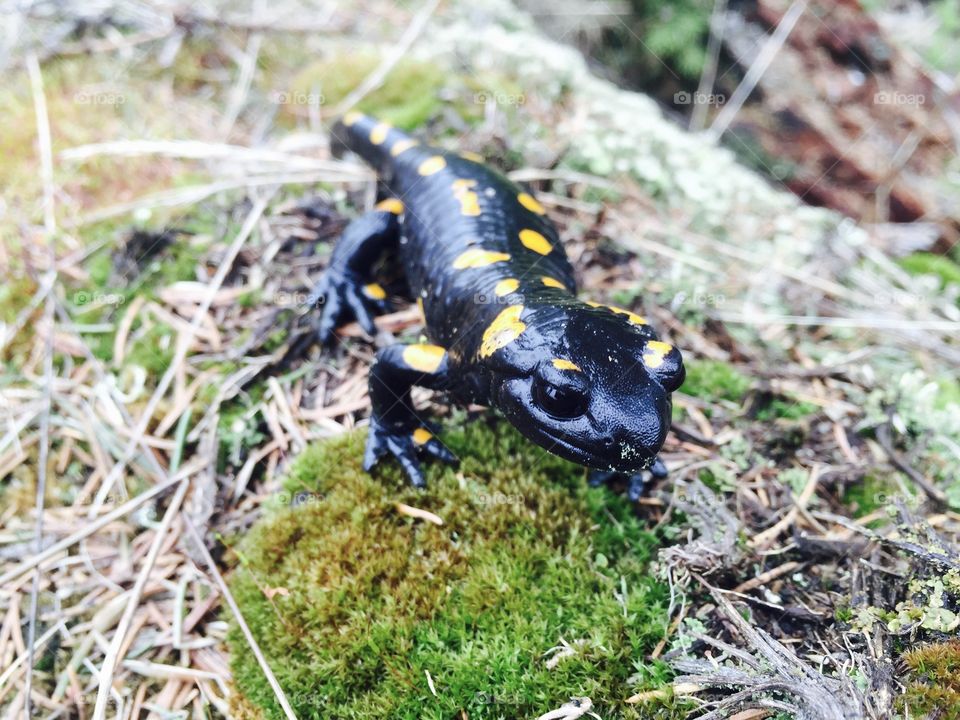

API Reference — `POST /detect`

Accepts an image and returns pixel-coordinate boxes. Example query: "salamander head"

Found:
[487,305,684,473]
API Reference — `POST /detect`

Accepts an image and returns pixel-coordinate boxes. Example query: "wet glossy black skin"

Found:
[316,114,684,485]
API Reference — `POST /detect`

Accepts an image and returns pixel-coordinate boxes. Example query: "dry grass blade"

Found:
[23,50,57,720]
[60,139,369,175]
[73,172,333,226]
[708,1,808,138]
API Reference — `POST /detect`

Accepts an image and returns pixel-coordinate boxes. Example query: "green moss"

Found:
[834,602,853,624]
[933,376,960,412]
[218,389,269,470]
[898,252,960,290]
[680,359,750,404]
[841,473,901,519]
[228,420,679,719]
[0,275,39,363]
[238,289,263,309]
[590,0,711,87]
[125,324,174,375]
[288,54,444,129]
[754,397,818,421]
[637,0,711,79]
[900,640,960,720]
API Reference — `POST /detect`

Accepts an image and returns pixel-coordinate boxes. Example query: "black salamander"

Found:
[310,113,685,496]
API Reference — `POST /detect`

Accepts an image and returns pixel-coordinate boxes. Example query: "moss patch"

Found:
[753,396,818,421]
[900,640,960,720]
[841,473,900,518]
[680,358,751,404]
[227,420,679,719]
[899,252,960,291]
[287,53,444,129]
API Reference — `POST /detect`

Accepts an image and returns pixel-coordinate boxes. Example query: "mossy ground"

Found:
[679,358,750,405]
[227,419,682,719]
[900,640,960,720]
[899,252,960,294]
[287,53,444,130]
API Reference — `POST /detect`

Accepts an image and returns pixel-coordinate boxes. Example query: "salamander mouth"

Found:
[528,427,655,473]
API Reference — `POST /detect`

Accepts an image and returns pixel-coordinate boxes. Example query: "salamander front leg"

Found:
[364,344,458,487]
[588,457,668,501]
[308,200,403,344]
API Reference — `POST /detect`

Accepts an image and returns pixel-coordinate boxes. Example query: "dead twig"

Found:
[669,575,869,720]
[876,421,948,506]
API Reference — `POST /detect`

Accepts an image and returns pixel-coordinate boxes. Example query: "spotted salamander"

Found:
[311,113,685,495]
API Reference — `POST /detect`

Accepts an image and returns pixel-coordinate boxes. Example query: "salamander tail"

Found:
[331,112,417,173]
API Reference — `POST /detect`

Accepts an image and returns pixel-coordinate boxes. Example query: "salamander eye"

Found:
[532,378,588,419]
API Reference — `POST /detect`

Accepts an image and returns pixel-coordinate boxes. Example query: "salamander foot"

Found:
[588,457,668,501]
[363,418,458,488]
[307,268,388,345]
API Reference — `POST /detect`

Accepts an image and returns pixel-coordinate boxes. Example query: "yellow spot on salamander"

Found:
[461,151,484,162]
[517,192,546,215]
[452,178,481,217]
[418,156,446,176]
[412,427,433,445]
[494,278,520,296]
[363,283,387,300]
[390,139,418,156]
[608,305,647,325]
[587,301,647,326]
[402,344,446,373]
[452,248,511,269]
[416,297,425,322]
[552,358,581,372]
[480,305,526,358]
[369,122,391,145]
[375,198,404,214]
[541,276,565,289]
[643,341,673,369]
[342,111,364,126]
[519,228,552,255]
